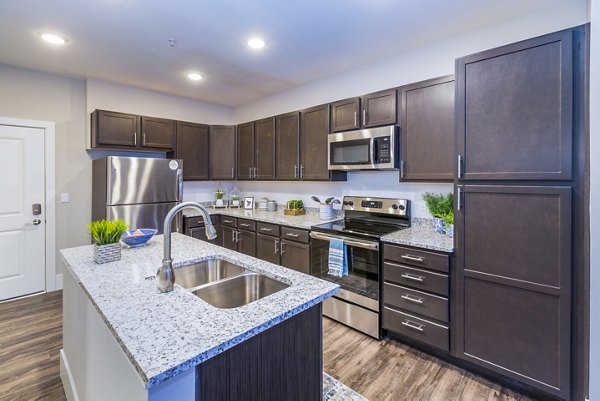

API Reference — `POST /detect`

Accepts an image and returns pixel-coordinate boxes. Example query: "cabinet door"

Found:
[176,121,209,180]
[92,110,139,147]
[141,116,175,149]
[222,226,237,251]
[362,89,397,128]
[237,230,256,257]
[301,104,333,181]
[456,185,571,399]
[254,117,276,180]
[330,97,360,132]
[237,122,255,180]
[209,125,236,180]
[400,76,454,181]
[276,112,300,180]
[280,240,310,274]
[456,30,574,180]
[256,233,280,265]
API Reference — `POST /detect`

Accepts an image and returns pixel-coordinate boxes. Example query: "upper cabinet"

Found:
[209,125,236,180]
[330,89,397,132]
[276,112,300,180]
[176,121,209,181]
[91,110,175,151]
[456,29,574,181]
[400,76,455,181]
[237,118,276,180]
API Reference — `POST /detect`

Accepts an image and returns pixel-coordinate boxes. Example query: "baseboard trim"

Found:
[55,274,63,290]
[60,349,78,401]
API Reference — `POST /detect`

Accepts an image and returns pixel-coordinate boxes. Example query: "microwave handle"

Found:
[370,137,377,164]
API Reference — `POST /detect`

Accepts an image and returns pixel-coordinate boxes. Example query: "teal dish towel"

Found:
[328,238,348,277]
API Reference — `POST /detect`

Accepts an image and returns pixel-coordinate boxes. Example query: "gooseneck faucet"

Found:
[157,202,217,293]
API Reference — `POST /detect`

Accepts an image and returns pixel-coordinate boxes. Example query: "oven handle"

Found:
[310,231,379,251]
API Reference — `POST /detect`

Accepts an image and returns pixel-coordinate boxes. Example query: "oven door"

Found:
[328,136,374,170]
[310,231,380,309]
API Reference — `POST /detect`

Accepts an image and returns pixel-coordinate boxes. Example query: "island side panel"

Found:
[197,304,323,401]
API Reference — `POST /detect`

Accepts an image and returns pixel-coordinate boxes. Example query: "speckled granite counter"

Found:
[60,233,339,389]
[381,225,454,253]
[183,206,342,229]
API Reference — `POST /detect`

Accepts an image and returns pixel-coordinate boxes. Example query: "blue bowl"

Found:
[121,228,158,247]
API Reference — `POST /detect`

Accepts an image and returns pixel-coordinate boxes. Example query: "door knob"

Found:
[33,219,41,225]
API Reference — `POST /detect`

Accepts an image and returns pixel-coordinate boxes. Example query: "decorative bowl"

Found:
[120,228,158,247]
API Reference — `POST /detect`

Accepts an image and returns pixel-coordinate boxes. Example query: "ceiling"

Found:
[0,0,573,106]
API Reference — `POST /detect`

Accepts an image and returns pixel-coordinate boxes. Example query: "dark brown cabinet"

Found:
[456,29,574,181]
[184,215,221,246]
[275,112,300,180]
[219,217,256,256]
[176,121,209,181]
[455,185,572,399]
[222,226,237,251]
[280,227,310,274]
[237,118,276,180]
[400,76,455,181]
[91,110,175,151]
[256,234,281,264]
[237,229,256,257]
[330,89,397,132]
[209,125,236,180]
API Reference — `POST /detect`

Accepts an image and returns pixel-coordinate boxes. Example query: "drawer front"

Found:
[237,218,256,231]
[383,262,449,296]
[257,222,280,237]
[221,216,238,228]
[384,283,448,323]
[185,215,218,229]
[384,244,449,273]
[281,226,309,243]
[383,307,449,352]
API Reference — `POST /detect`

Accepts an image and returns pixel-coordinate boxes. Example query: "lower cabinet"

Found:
[184,215,221,247]
[219,217,256,257]
[280,239,310,274]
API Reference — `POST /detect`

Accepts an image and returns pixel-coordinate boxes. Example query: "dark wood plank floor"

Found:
[0,292,534,401]
[323,317,536,401]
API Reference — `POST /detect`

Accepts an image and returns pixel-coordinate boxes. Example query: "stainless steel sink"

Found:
[192,273,289,308]
[175,259,246,290]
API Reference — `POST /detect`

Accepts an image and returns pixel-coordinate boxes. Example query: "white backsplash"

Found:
[183,171,452,219]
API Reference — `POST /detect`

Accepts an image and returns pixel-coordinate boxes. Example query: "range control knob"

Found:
[398,204,406,211]
[348,201,354,206]
[343,201,348,206]
[391,204,398,210]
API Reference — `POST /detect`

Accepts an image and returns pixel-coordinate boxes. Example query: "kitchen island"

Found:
[60,233,340,401]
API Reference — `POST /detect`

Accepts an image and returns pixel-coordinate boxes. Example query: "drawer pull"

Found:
[286,233,300,238]
[223,219,233,224]
[401,254,424,262]
[401,294,424,304]
[261,228,273,232]
[401,273,425,282]
[401,320,424,332]
[240,223,250,227]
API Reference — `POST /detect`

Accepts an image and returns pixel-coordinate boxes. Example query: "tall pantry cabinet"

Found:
[454,26,587,400]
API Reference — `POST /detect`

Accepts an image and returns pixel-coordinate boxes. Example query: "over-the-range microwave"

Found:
[328,125,399,171]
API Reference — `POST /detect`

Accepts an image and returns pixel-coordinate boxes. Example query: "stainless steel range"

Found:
[310,196,410,338]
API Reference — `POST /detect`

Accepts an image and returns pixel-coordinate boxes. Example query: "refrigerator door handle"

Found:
[177,168,183,201]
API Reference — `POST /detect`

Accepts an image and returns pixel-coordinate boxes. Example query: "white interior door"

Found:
[0,124,45,300]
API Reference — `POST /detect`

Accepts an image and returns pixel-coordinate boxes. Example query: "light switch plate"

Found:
[60,193,69,203]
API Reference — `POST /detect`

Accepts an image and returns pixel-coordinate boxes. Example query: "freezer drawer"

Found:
[107,202,181,234]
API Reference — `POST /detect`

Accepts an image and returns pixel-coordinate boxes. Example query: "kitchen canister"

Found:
[267,200,278,212]
[319,204,333,219]
[258,198,269,211]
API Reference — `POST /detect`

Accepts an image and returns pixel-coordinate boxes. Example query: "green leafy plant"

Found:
[88,219,128,245]
[422,192,454,219]
[215,190,225,200]
[443,211,454,227]
[231,194,240,201]
[287,200,303,209]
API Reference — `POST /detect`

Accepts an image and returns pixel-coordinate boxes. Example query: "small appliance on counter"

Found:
[310,196,410,338]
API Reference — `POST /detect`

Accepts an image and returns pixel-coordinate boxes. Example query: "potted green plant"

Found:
[443,211,454,238]
[422,192,454,234]
[88,219,128,264]
[215,190,225,207]
[284,199,305,216]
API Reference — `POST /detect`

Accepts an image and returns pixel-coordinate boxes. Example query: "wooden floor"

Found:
[0,291,534,401]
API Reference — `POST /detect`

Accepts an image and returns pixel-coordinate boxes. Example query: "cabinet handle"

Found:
[401,294,424,304]
[401,320,424,332]
[231,230,236,243]
[280,240,285,255]
[235,230,240,243]
[401,273,425,282]
[300,165,304,178]
[249,167,252,179]
[400,160,405,178]
[254,167,258,178]
[294,165,298,179]
[354,112,358,127]
[223,219,233,224]
[261,227,273,232]
[274,239,279,254]
[457,155,463,178]
[231,167,234,179]
[401,254,424,262]
[362,109,367,125]
[457,187,463,211]
[142,132,146,146]
[133,132,137,146]
[286,233,300,238]
[240,223,250,228]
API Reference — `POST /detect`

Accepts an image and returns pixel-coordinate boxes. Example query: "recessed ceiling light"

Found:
[38,31,68,45]
[246,37,266,49]
[186,72,203,81]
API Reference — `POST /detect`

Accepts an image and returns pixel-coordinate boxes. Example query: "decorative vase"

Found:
[433,217,446,234]
[231,198,240,207]
[93,242,121,264]
[446,224,454,238]
[216,199,224,207]
[320,204,333,220]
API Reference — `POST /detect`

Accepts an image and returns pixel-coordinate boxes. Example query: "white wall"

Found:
[588,0,599,397]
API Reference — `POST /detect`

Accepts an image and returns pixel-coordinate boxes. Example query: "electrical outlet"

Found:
[60,193,69,203]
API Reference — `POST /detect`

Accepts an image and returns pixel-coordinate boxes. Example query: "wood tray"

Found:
[284,208,305,216]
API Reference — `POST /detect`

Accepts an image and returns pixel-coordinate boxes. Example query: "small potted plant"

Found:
[422,192,454,234]
[215,190,225,207]
[88,219,128,264]
[443,211,454,238]
[284,199,305,216]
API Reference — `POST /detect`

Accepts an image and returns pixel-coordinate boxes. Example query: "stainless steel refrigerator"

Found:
[92,156,182,234]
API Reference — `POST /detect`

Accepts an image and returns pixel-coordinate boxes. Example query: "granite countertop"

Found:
[381,219,455,253]
[183,206,342,229]
[60,234,339,389]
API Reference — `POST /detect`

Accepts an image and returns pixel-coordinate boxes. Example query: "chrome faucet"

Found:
[157,202,217,293]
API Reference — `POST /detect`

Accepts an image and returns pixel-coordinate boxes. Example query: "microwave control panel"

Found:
[376,137,391,164]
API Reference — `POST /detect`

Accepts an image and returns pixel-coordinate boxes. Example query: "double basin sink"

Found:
[174,259,289,308]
